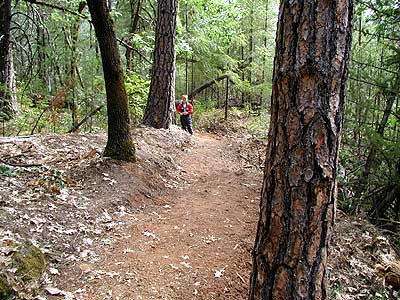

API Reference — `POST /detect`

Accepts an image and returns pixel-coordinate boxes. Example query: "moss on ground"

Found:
[0,274,13,299]
[0,240,45,300]
[13,242,45,284]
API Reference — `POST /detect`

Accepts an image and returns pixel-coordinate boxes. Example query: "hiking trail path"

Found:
[69,133,261,300]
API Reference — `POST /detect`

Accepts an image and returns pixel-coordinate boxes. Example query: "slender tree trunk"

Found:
[143,0,178,129]
[70,2,87,128]
[191,54,195,94]
[224,76,229,121]
[0,0,17,119]
[241,45,245,107]
[248,9,254,109]
[248,0,353,298]
[354,91,397,207]
[126,0,142,71]
[261,0,269,108]
[87,0,136,162]
[36,9,47,88]
[185,2,189,94]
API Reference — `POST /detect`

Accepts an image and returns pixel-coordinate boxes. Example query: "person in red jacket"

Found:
[177,95,194,135]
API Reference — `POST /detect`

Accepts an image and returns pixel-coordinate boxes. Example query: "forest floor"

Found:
[0,125,399,300]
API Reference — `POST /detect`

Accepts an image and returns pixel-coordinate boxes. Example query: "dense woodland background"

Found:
[0,0,399,298]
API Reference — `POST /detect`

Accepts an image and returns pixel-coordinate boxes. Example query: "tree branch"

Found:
[23,0,89,19]
[117,37,151,64]
[189,74,233,99]
[351,59,398,75]
[68,104,104,133]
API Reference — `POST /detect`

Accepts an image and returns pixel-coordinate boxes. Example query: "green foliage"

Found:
[0,165,15,177]
[125,72,150,124]
[339,0,400,217]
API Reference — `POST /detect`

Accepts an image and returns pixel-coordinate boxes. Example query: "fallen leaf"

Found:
[79,263,92,274]
[215,268,225,278]
[143,231,156,238]
[45,287,64,295]
[49,267,59,275]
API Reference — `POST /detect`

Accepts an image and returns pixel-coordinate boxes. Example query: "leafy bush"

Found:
[125,72,150,125]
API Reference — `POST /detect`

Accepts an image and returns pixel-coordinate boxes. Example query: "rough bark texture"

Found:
[87,0,136,162]
[143,0,177,129]
[248,0,353,299]
[0,0,17,120]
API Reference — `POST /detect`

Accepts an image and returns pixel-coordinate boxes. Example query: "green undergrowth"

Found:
[192,99,270,139]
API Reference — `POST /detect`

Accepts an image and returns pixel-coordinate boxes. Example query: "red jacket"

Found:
[177,102,193,115]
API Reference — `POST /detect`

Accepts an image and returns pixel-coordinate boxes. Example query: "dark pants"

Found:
[180,115,193,134]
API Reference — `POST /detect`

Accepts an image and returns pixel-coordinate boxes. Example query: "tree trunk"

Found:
[260,0,269,108]
[247,8,254,109]
[241,45,245,107]
[70,2,87,128]
[353,90,397,209]
[126,0,142,71]
[143,0,177,129]
[36,9,47,88]
[87,0,136,162]
[224,76,229,121]
[248,0,353,298]
[191,54,195,95]
[185,2,189,94]
[0,0,17,120]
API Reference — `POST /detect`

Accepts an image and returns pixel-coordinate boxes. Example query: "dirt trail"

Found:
[74,133,261,300]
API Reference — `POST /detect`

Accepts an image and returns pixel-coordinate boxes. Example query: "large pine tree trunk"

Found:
[248,0,353,299]
[143,0,177,129]
[87,0,136,162]
[0,0,17,120]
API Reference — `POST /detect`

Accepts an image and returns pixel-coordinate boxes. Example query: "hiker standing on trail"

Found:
[177,95,194,135]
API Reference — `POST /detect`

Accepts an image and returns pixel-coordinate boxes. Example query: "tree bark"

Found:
[0,0,17,120]
[248,0,353,299]
[143,0,177,129]
[87,0,136,162]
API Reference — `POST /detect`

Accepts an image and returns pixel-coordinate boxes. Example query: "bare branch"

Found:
[117,37,151,64]
[22,0,89,20]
